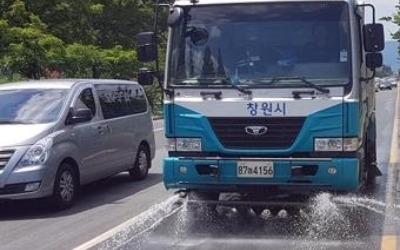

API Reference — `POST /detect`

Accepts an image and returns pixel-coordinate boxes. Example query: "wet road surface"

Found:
[90,89,400,250]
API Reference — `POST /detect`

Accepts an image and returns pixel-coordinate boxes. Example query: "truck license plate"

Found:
[237,161,274,178]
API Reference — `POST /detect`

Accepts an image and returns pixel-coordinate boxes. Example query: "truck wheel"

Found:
[365,126,379,187]
[285,206,301,217]
[236,205,251,216]
[51,162,78,210]
[129,144,150,181]
[269,207,282,217]
[251,206,265,216]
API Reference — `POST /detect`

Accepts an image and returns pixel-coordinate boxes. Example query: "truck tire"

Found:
[251,206,265,216]
[365,121,380,187]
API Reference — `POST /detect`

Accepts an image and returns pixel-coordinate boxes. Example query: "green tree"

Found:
[0,0,165,88]
[0,0,64,79]
[26,1,100,45]
[26,0,156,48]
[99,45,139,79]
[64,43,100,78]
[381,4,400,59]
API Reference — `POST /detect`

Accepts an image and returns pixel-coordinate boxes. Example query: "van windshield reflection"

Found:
[0,89,68,124]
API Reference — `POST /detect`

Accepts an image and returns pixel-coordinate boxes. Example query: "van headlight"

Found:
[167,138,202,151]
[314,138,359,152]
[18,138,53,167]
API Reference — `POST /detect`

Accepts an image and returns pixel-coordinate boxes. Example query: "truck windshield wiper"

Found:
[219,77,252,95]
[266,76,330,94]
[196,78,252,95]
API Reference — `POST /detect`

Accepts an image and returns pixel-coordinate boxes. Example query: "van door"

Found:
[125,83,150,163]
[94,84,134,173]
[68,85,110,183]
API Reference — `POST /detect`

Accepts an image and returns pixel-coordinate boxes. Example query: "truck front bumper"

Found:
[163,157,360,193]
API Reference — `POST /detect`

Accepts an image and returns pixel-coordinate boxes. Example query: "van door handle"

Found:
[97,125,107,135]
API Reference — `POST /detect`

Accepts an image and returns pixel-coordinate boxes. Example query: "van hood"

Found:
[0,124,54,147]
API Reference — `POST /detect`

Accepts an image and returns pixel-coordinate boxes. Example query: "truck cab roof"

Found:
[174,0,360,6]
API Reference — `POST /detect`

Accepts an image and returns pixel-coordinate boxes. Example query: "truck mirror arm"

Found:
[360,69,376,82]
[154,71,174,98]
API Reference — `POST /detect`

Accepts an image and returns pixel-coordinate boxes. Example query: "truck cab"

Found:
[137,0,384,213]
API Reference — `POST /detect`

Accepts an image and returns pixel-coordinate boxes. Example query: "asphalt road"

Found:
[1,90,400,250]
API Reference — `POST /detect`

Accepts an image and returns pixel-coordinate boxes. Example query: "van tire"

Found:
[129,144,150,181]
[51,162,78,210]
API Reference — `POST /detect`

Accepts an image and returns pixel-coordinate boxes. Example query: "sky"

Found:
[367,0,398,41]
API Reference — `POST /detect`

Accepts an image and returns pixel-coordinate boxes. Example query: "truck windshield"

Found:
[168,2,351,88]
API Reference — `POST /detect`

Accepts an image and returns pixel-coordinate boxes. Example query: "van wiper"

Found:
[266,76,329,94]
[0,120,35,124]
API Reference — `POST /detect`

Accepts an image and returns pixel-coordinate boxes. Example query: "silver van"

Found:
[0,79,155,209]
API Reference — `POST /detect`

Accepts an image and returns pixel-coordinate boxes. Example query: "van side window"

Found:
[127,84,148,114]
[75,88,96,116]
[95,84,148,119]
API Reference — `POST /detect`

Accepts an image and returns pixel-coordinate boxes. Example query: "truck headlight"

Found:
[167,138,202,152]
[314,138,359,152]
[18,138,53,167]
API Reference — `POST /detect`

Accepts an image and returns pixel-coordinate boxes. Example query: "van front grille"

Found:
[0,150,15,171]
[208,117,305,149]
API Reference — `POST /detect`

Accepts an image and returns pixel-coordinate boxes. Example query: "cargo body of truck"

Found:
[137,0,384,213]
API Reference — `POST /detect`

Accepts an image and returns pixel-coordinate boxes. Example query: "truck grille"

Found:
[0,150,14,171]
[208,117,305,149]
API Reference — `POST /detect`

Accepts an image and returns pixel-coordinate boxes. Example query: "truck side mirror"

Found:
[366,52,383,69]
[364,23,384,52]
[168,7,184,28]
[137,68,156,86]
[136,32,158,62]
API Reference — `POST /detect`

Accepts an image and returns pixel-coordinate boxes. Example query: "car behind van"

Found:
[0,79,155,209]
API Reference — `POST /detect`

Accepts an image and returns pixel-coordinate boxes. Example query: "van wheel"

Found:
[129,145,150,181]
[51,163,78,210]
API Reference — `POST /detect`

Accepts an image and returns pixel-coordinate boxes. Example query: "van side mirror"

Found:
[364,23,385,52]
[136,32,158,62]
[366,52,383,69]
[65,108,93,125]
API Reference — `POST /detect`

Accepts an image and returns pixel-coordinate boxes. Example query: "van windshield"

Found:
[0,89,68,124]
[168,2,351,88]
